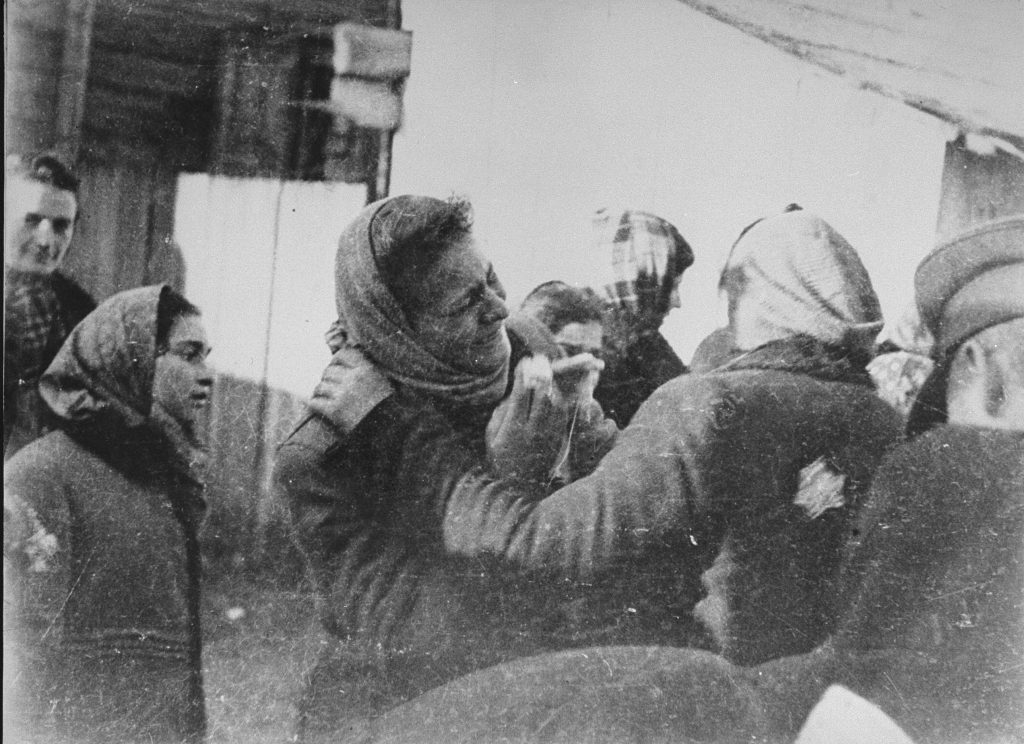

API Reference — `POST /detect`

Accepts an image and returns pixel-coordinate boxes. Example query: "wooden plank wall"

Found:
[61,156,181,300]
[6,0,69,156]
[7,0,395,575]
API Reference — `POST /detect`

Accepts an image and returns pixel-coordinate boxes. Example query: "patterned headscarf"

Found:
[328,195,510,407]
[40,285,166,430]
[591,209,694,316]
[721,209,883,351]
[877,303,934,356]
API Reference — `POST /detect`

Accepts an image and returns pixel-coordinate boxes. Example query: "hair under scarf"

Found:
[328,195,510,407]
[722,209,883,352]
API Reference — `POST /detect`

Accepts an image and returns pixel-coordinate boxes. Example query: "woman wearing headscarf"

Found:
[4,285,212,744]
[274,195,610,741]
[589,208,695,426]
[399,208,906,668]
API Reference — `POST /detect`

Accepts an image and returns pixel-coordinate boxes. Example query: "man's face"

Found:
[403,236,512,375]
[6,178,78,274]
[947,321,1024,431]
[553,321,603,359]
[153,314,214,444]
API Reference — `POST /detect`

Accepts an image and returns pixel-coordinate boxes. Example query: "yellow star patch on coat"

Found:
[794,457,847,519]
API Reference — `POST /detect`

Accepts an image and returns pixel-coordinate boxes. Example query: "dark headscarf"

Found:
[41,285,166,432]
[39,284,204,484]
[328,196,510,407]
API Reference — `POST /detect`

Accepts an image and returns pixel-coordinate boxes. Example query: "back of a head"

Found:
[722,208,882,351]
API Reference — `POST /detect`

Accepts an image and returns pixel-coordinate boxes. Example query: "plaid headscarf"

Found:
[591,209,694,315]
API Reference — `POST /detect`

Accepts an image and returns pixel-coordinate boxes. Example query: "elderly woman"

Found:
[4,285,213,744]
[274,195,610,741]
[388,208,906,668]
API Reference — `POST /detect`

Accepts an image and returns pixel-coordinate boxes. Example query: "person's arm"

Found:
[439,377,721,581]
[4,457,72,647]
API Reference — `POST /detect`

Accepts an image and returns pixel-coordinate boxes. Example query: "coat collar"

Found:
[718,334,874,386]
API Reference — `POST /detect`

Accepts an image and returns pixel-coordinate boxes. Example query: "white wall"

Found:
[392,0,951,357]
[175,175,366,396]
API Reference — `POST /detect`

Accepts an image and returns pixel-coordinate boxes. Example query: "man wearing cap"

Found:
[360,216,1024,744]
[823,213,1024,741]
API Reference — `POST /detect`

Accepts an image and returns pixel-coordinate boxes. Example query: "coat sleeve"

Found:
[4,452,72,646]
[274,397,514,643]
[440,377,721,582]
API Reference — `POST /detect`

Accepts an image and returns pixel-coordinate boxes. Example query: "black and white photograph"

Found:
[4,1,1023,742]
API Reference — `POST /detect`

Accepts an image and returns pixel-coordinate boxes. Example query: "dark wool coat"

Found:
[275,320,589,741]
[825,424,1024,743]
[358,425,1023,744]
[441,336,904,665]
[3,287,206,744]
[276,394,567,742]
[593,329,687,427]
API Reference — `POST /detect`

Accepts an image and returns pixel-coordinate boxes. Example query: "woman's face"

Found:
[401,235,511,375]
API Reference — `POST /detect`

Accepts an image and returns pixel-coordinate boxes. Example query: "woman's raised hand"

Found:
[485,355,572,483]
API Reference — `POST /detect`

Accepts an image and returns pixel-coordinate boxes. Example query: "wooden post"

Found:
[55,0,97,164]
[368,0,402,204]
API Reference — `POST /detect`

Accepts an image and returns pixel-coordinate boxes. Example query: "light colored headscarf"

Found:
[328,195,510,407]
[721,210,883,351]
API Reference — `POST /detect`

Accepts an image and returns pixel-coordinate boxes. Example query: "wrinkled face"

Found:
[553,321,603,359]
[153,314,213,442]
[402,236,511,375]
[6,178,78,274]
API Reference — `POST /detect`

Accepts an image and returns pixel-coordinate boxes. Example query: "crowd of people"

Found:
[4,154,1023,744]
